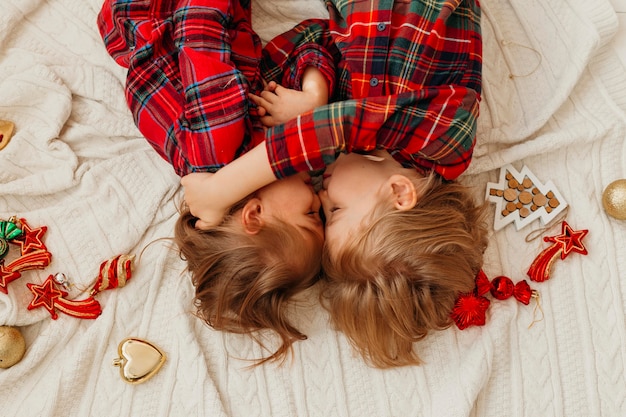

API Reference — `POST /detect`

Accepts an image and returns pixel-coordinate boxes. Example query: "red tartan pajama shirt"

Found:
[260,0,483,181]
[98,0,266,175]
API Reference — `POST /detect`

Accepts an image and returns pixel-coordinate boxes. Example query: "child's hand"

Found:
[180,172,229,229]
[250,81,325,127]
[181,142,277,230]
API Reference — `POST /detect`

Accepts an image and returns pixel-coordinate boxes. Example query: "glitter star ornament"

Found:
[0,218,52,294]
[27,276,103,319]
[15,220,48,254]
[527,221,588,282]
[486,164,568,231]
[26,254,135,320]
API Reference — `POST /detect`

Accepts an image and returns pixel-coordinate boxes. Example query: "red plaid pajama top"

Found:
[99,0,481,181]
[261,0,482,180]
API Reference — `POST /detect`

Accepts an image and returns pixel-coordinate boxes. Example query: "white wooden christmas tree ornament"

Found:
[485,164,568,231]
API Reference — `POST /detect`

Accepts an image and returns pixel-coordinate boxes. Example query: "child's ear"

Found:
[241,198,265,234]
[387,174,419,211]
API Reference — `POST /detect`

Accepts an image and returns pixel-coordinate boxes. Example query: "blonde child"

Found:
[98,0,331,363]
[186,0,488,367]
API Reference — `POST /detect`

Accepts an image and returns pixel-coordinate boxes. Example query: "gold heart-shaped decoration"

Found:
[112,338,166,384]
[0,120,15,151]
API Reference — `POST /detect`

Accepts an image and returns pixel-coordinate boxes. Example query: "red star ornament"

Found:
[548,221,589,259]
[27,276,66,320]
[451,293,491,330]
[27,275,102,320]
[15,218,48,254]
[527,221,589,282]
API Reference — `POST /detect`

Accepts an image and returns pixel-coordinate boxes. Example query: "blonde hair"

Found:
[174,204,322,364]
[320,175,488,368]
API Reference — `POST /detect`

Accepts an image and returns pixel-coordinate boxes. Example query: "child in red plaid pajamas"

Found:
[98,0,333,364]
[184,0,488,367]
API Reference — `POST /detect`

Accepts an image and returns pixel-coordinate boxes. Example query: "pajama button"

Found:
[369,77,379,87]
[377,23,386,31]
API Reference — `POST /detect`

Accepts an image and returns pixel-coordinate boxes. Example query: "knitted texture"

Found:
[0,0,625,416]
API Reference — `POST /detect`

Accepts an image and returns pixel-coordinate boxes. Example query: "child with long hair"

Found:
[186,0,488,367]
[97,0,332,363]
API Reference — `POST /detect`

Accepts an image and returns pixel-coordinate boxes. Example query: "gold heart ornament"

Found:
[112,338,166,384]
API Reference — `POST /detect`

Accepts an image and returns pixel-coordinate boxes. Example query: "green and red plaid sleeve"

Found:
[266,85,479,180]
[261,19,337,95]
[98,0,264,176]
[262,0,482,181]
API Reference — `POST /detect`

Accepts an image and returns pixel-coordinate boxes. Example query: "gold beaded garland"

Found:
[602,179,626,220]
[0,326,26,368]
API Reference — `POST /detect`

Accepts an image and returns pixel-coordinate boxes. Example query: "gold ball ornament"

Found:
[0,326,26,368]
[602,179,626,220]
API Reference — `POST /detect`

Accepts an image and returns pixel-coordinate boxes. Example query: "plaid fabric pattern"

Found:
[98,0,264,175]
[261,0,482,180]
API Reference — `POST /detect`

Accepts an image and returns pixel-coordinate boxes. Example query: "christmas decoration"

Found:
[527,221,588,282]
[0,120,14,151]
[90,254,135,295]
[112,338,166,384]
[451,270,538,330]
[27,276,102,319]
[26,254,135,320]
[0,326,26,368]
[14,219,49,254]
[490,276,534,304]
[53,272,72,291]
[0,218,52,294]
[486,164,568,231]
[602,179,626,220]
[454,219,589,329]
[450,292,490,330]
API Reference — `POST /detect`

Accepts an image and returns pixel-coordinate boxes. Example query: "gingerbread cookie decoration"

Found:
[486,164,568,231]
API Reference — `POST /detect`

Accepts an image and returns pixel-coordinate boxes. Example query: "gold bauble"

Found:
[0,120,15,151]
[0,326,26,368]
[603,179,626,220]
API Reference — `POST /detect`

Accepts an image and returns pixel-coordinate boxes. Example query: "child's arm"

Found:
[181,141,275,229]
[264,85,480,181]
[250,67,330,126]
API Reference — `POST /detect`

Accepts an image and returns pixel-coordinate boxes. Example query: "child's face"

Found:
[319,152,398,256]
[257,172,325,247]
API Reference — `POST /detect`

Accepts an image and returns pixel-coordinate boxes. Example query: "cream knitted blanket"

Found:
[0,0,625,416]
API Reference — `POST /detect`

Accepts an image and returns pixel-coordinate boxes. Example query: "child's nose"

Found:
[312,194,322,211]
[318,189,333,211]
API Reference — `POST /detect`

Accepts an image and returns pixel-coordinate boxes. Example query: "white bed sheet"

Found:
[0,0,625,416]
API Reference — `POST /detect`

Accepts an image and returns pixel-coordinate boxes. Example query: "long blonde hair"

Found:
[321,176,488,368]
[174,205,322,364]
